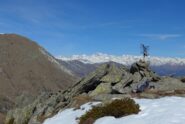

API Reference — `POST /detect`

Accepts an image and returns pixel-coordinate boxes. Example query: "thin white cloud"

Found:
[139,34,182,40]
[80,21,131,30]
[80,22,117,29]
[0,1,60,24]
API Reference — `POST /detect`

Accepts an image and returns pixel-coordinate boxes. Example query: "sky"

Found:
[0,0,185,57]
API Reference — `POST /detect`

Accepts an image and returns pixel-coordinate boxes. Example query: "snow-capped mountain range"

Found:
[58,53,185,66]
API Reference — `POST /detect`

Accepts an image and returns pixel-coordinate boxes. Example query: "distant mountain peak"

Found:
[58,53,185,66]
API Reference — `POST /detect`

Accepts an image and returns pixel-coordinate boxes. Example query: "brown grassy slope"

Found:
[0,34,79,123]
[0,113,5,124]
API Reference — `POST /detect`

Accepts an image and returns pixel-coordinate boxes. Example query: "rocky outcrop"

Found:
[5,91,69,124]
[130,60,160,81]
[5,60,185,124]
[66,61,185,99]
[71,62,129,95]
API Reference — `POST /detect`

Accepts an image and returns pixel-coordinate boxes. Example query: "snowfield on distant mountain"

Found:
[58,53,185,66]
[43,97,185,124]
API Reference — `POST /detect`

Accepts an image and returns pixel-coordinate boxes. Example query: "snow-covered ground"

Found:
[43,97,185,124]
[43,102,101,124]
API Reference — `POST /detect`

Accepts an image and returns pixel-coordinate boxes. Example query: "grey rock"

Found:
[132,78,149,93]
[132,72,142,83]
[112,74,133,94]
[155,77,185,91]
[71,62,129,96]
[89,83,112,97]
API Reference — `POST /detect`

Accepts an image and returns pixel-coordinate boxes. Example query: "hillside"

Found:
[57,60,98,77]
[0,34,78,123]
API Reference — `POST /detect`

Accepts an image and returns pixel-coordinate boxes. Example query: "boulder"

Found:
[131,78,149,93]
[130,60,160,81]
[112,73,133,94]
[89,83,112,97]
[100,63,124,83]
[132,72,142,83]
[71,62,129,96]
[155,77,185,91]
[130,60,149,74]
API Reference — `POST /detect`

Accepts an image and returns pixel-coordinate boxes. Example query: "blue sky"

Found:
[0,0,185,57]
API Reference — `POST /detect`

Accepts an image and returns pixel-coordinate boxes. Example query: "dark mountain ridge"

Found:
[58,59,185,78]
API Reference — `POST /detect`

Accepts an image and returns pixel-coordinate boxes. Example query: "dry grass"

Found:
[79,98,140,124]
[72,95,92,109]
[0,113,5,124]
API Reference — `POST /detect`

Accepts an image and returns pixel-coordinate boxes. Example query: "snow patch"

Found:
[43,97,185,124]
[43,102,101,124]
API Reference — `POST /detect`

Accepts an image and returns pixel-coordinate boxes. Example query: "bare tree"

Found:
[140,44,149,61]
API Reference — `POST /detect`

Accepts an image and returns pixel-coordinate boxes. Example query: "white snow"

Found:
[43,102,101,124]
[43,97,185,124]
[95,97,185,124]
[58,53,185,66]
